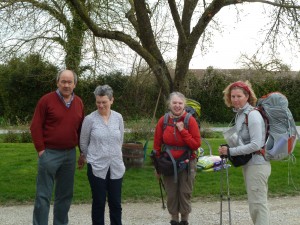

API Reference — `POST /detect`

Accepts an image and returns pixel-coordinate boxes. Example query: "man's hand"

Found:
[38,150,45,157]
[77,154,86,169]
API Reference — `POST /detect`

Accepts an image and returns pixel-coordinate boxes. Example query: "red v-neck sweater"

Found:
[30,91,84,152]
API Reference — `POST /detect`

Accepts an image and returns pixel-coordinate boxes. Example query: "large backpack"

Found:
[247,92,299,161]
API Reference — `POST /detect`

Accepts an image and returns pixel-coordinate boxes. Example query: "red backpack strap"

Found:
[244,108,255,126]
[244,107,269,157]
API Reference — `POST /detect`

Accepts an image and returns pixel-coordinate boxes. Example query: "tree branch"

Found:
[243,0,300,9]
[68,0,167,68]
[8,0,70,27]
[182,0,198,36]
[168,0,187,43]
[125,0,139,34]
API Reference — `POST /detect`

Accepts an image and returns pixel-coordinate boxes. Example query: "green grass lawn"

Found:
[0,140,300,205]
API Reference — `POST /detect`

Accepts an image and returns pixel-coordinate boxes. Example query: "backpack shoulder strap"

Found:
[163,113,176,130]
[244,107,269,156]
[245,107,268,128]
[183,112,192,130]
[163,113,169,131]
[164,112,192,130]
[244,107,254,126]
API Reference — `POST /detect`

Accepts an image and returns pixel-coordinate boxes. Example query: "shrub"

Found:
[0,54,58,124]
[20,131,32,143]
[124,118,155,142]
[200,121,214,138]
[0,117,10,127]
[3,131,19,143]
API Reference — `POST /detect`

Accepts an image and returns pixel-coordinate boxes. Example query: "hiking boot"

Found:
[179,221,189,225]
[170,220,179,225]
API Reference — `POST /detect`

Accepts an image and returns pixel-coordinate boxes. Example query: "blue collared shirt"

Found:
[56,89,74,108]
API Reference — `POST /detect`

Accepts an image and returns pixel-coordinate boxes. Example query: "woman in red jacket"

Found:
[153,92,201,225]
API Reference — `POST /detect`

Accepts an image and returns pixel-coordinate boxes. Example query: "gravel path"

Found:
[1,195,300,225]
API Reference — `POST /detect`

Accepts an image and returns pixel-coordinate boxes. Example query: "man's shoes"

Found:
[170,220,179,225]
[179,221,189,225]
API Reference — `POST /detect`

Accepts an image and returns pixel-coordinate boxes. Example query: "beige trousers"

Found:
[243,164,271,225]
[163,159,197,221]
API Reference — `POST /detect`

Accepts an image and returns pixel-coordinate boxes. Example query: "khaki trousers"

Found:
[243,164,271,225]
[163,159,197,220]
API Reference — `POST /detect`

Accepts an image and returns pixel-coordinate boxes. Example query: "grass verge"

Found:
[0,140,299,206]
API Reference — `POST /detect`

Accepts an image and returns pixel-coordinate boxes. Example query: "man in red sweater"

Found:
[30,69,84,225]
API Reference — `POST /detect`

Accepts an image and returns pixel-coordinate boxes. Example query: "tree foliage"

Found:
[1,54,300,124]
[0,54,58,124]
[76,71,164,120]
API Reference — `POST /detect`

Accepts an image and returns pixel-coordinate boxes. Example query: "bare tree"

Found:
[239,54,291,72]
[0,0,132,76]
[66,0,300,95]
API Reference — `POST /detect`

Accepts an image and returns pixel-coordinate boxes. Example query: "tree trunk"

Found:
[64,11,86,76]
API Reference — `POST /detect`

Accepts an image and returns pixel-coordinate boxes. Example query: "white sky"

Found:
[189,4,300,71]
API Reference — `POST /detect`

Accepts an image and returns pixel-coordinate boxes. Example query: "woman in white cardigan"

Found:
[79,84,125,225]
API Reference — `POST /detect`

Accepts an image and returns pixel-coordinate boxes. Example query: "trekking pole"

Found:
[220,154,232,225]
[224,156,232,225]
[220,155,224,225]
[159,177,166,210]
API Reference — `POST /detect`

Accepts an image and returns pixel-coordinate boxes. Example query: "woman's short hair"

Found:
[223,80,257,107]
[167,92,186,109]
[94,85,113,100]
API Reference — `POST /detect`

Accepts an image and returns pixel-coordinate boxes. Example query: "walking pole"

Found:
[220,154,232,225]
[159,177,166,210]
[220,155,224,225]
[224,156,232,225]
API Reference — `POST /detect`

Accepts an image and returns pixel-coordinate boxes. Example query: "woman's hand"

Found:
[218,145,229,156]
[175,121,184,131]
[154,169,161,180]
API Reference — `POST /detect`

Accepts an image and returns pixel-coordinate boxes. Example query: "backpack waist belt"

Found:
[164,145,190,151]
[163,146,191,183]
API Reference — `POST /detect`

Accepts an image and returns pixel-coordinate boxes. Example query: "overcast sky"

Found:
[189,4,300,71]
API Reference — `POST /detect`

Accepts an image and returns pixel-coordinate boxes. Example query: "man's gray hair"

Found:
[56,70,78,84]
[94,85,113,100]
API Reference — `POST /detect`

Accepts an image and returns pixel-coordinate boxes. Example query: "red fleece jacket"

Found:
[153,112,201,159]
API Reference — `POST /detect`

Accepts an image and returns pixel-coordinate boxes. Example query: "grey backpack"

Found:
[250,92,299,161]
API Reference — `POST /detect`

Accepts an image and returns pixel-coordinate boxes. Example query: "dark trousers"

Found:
[33,148,76,225]
[87,164,123,225]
